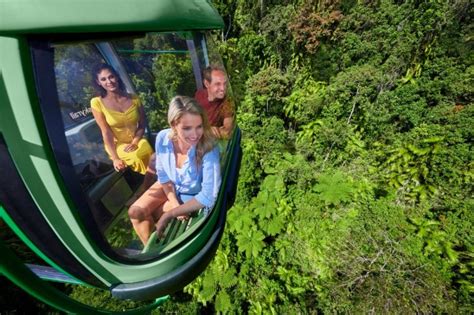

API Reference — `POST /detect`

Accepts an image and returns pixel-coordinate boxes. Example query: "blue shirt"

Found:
[155,129,221,208]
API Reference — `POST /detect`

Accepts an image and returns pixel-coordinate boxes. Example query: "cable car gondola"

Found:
[0,0,242,309]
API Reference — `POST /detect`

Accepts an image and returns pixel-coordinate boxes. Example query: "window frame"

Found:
[29,38,125,262]
[28,31,214,264]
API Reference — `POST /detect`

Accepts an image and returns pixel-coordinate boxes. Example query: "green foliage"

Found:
[54,44,102,112]
[235,228,266,258]
[241,66,290,117]
[259,4,298,67]
[229,174,290,258]
[313,171,354,205]
[68,286,149,311]
[283,77,326,127]
[70,0,474,312]
[184,0,472,312]
[130,73,167,131]
[236,113,291,203]
[377,136,444,202]
[296,117,355,165]
[151,54,194,108]
[287,187,458,313]
[236,32,274,71]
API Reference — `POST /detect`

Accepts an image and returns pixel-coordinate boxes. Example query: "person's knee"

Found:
[162,201,173,213]
[128,205,147,220]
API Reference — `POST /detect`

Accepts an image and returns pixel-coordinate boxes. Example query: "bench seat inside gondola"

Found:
[141,208,206,254]
[85,166,208,256]
[111,208,207,257]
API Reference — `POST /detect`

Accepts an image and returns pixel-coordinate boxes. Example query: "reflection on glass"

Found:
[52,32,236,259]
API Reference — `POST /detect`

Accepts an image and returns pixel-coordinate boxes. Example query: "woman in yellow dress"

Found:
[90,64,153,175]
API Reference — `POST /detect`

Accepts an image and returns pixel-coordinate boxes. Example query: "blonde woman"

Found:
[128,96,221,245]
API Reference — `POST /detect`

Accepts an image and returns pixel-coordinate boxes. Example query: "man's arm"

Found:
[220,116,234,138]
[212,116,234,139]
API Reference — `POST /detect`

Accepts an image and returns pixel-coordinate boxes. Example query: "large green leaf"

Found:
[236,229,265,258]
[313,171,353,205]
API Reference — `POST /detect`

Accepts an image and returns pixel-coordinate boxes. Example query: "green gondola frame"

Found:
[0,0,242,306]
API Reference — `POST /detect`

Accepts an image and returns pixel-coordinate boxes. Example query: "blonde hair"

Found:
[168,96,215,166]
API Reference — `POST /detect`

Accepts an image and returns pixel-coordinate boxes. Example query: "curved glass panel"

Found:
[45,32,236,260]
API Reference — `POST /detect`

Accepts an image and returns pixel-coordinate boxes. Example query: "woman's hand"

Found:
[164,201,187,221]
[166,200,188,220]
[113,158,127,172]
[123,143,138,152]
[177,215,189,221]
[155,211,173,239]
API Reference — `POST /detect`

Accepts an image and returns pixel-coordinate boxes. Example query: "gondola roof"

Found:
[0,0,224,35]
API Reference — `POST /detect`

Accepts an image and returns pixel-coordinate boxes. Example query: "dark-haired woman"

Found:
[90,64,153,175]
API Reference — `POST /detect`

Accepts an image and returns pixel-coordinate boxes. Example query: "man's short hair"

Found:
[203,65,226,83]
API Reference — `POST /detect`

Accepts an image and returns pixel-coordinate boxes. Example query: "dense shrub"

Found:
[65,0,473,312]
[180,0,473,313]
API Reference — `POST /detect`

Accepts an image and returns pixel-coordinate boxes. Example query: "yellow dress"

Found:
[90,95,153,175]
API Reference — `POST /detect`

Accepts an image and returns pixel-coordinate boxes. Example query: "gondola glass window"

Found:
[48,32,234,258]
